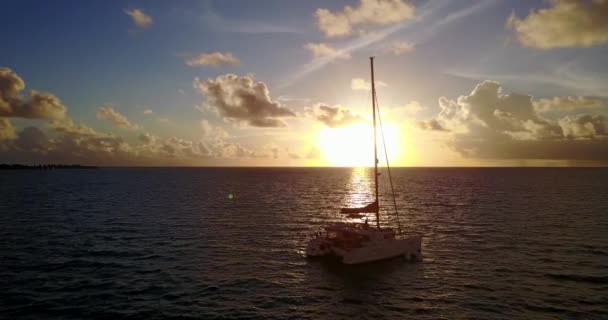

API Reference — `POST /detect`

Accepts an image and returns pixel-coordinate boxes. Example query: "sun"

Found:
[317,122,402,167]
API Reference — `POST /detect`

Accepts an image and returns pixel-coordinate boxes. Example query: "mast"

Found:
[370,57,380,229]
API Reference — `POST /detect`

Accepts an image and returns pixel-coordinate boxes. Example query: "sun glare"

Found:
[318,122,402,167]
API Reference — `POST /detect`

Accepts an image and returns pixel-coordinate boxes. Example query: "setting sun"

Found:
[318,122,401,167]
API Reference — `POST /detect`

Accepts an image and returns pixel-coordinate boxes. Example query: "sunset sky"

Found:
[1,0,607,166]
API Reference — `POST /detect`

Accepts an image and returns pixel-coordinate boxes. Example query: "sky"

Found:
[1,0,607,166]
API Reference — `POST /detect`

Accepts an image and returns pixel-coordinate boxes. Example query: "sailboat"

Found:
[306,57,422,264]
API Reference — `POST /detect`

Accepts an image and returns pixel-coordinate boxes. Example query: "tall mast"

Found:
[370,57,380,229]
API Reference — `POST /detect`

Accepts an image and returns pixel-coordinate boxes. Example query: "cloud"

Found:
[185,52,240,67]
[351,78,387,90]
[315,0,415,37]
[1,121,218,166]
[288,150,301,159]
[507,0,608,49]
[559,114,607,139]
[306,147,321,159]
[96,106,141,130]
[417,80,608,161]
[125,9,152,29]
[0,68,67,120]
[193,74,295,127]
[202,7,304,35]
[417,119,447,131]
[304,43,351,60]
[220,143,257,158]
[282,1,497,89]
[201,119,230,143]
[0,71,230,166]
[534,96,608,113]
[49,119,100,137]
[143,109,153,115]
[199,119,269,159]
[0,118,16,139]
[307,104,365,128]
[400,101,425,115]
[388,41,415,55]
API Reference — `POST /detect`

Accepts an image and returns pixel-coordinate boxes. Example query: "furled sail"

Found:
[340,200,379,214]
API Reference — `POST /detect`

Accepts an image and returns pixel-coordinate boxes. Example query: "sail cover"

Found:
[340,200,378,214]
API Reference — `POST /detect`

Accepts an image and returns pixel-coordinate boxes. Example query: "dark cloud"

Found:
[0,68,67,120]
[307,104,365,128]
[416,119,447,131]
[419,80,608,161]
[194,74,295,127]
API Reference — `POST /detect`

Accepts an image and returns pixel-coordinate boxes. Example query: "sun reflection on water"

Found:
[340,167,375,223]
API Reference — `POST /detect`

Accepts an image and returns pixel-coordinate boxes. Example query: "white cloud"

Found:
[282,1,497,89]
[401,101,425,115]
[96,106,141,130]
[304,43,351,60]
[185,52,240,67]
[388,41,415,55]
[143,109,153,115]
[351,78,387,90]
[124,9,153,29]
[507,0,608,49]
[315,0,415,37]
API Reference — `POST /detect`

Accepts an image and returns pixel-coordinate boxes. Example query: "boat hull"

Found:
[335,235,422,265]
[306,237,333,257]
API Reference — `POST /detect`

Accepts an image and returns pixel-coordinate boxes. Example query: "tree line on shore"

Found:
[0,164,97,170]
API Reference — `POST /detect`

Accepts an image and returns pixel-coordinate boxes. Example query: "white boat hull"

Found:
[336,235,422,264]
[306,232,422,265]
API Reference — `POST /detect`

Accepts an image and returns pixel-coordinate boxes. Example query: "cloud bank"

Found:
[418,80,608,161]
[0,68,275,165]
[507,0,608,49]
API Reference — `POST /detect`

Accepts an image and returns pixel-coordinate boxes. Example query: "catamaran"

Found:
[306,57,422,264]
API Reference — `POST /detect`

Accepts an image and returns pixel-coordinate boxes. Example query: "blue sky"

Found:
[1,0,607,166]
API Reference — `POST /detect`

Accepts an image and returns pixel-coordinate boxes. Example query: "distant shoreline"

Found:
[0,164,97,170]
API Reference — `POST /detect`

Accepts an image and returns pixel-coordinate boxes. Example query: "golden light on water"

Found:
[317,122,404,167]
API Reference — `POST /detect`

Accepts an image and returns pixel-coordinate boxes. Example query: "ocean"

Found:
[1,167,607,319]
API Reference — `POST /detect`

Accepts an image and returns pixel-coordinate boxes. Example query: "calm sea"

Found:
[1,168,607,319]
